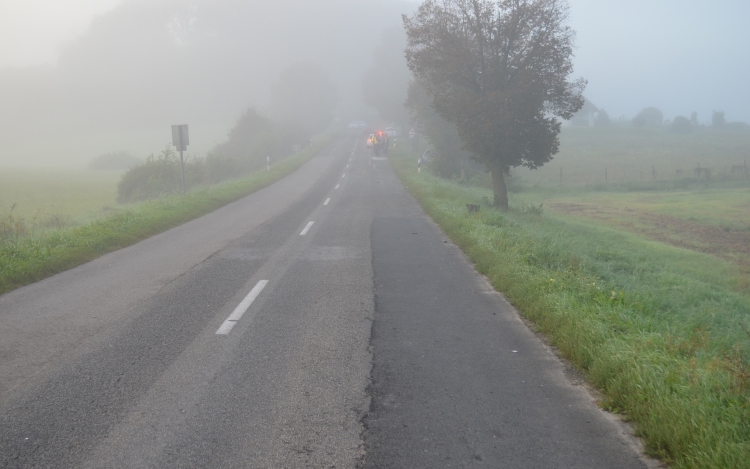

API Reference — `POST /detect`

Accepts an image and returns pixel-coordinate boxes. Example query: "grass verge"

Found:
[0,140,329,295]
[390,148,750,468]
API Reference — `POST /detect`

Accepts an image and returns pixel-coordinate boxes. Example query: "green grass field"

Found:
[0,168,121,229]
[511,126,750,187]
[396,127,750,468]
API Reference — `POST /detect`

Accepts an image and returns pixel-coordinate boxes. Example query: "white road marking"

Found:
[342,173,346,178]
[300,221,314,236]
[335,184,340,189]
[216,280,269,335]
[346,164,349,168]
[324,198,331,206]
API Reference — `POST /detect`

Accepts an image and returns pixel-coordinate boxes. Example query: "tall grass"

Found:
[390,146,750,468]
[0,141,328,295]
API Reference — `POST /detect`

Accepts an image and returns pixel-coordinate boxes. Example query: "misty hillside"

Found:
[0,0,414,165]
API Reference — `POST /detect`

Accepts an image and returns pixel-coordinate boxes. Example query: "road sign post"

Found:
[171,125,189,195]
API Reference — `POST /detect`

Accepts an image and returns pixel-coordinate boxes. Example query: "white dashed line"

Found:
[324,198,331,206]
[300,221,314,236]
[216,280,269,335]
[335,184,340,189]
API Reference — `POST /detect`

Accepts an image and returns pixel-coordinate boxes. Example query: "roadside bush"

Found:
[117,147,182,202]
[117,108,311,203]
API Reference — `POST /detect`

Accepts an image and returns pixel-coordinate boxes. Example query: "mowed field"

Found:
[0,168,121,229]
[514,126,750,186]
[511,126,750,273]
[545,190,750,273]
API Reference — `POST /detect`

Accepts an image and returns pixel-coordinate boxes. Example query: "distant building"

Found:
[568,97,599,126]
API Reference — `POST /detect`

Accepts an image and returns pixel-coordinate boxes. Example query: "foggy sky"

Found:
[3,0,747,124]
[0,0,748,167]
[567,0,750,125]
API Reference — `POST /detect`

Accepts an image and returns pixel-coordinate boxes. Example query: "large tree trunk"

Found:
[490,164,509,210]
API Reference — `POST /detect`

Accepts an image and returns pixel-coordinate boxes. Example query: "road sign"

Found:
[171,125,189,148]
[409,129,415,138]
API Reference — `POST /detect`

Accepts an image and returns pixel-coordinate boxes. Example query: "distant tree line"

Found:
[116,62,338,203]
[573,106,749,134]
[117,109,310,203]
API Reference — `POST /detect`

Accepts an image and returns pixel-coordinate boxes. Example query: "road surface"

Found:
[0,134,655,467]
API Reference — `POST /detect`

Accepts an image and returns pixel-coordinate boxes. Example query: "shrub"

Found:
[117,147,182,203]
[669,116,692,134]
[632,107,663,127]
[116,108,312,203]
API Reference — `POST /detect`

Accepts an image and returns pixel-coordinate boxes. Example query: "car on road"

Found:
[367,134,375,148]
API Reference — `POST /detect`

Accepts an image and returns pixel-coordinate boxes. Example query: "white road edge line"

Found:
[335,184,340,189]
[324,198,331,206]
[300,221,314,236]
[216,280,269,335]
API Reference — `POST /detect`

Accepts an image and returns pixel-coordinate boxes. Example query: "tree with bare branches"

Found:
[403,0,585,209]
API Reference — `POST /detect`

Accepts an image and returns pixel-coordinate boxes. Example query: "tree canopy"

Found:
[632,107,663,127]
[403,0,585,208]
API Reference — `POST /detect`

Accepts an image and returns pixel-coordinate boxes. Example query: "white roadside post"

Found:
[267,155,270,172]
[418,157,421,174]
[171,124,189,195]
[408,128,415,160]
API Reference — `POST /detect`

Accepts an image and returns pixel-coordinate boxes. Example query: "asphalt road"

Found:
[0,134,655,468]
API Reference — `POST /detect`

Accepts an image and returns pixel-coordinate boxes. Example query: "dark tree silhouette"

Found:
[632,107,663,127]
[403,0,585,209]
[712,110,726,128]
[406,80,477,179]
[669,116,692,134]
[594,109,612,127]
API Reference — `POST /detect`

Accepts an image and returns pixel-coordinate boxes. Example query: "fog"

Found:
[567,0,750,125]
[0,0,747,168]
[0,0,412,167]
